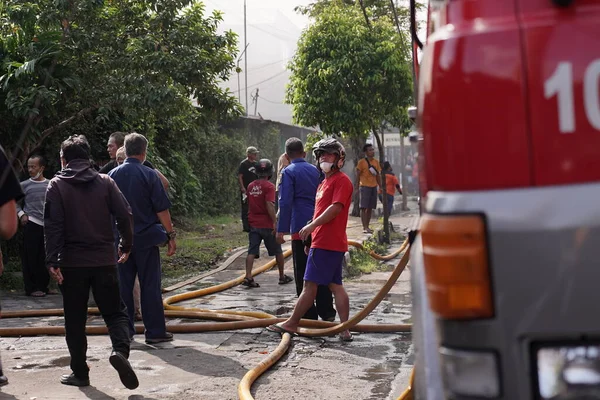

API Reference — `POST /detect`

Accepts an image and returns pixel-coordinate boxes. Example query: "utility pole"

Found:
[251,88,260,116]
[244,0,249,116]
[236,43,249,104]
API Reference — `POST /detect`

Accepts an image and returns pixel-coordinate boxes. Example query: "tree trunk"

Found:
[350,134,363,217]
[372,128,389,244]
[400,132,408,211]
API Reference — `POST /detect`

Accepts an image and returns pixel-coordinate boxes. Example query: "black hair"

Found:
[363,143,373,152]
[29,154,47,167]
[61,135,91,163]
[383,161,391,171]
[285,137,304,157]
[109,131,127,147]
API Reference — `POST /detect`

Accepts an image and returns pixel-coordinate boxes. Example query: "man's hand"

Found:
[20,214,28,226]
[299,222,316,242]
[304,245,310,255]
[117,249,130,264]
[49,266,64,285]
[240,187,246,194]
[276,232,286,244]
[167,239,176,256]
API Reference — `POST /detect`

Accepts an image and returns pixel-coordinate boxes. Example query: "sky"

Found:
[204,0,312,31]
[201,1,425,125]
[202,0,314,124]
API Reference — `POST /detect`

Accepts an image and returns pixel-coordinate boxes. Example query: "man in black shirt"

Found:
[0,144,25,387]
[238,146,259,232]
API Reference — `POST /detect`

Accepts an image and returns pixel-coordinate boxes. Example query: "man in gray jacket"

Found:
[45,135,138,389]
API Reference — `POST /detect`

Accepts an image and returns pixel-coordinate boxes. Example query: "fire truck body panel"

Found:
[414,0,600,398]
[518,0,600,185]
[412,187,600,399]
[419,1,532,192]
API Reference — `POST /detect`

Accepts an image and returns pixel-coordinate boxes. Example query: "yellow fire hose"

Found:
[0,237,414,399]
[237,240,412,400]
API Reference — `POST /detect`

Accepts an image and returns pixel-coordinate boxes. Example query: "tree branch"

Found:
[357,0,372,29]
[23,106,97,165]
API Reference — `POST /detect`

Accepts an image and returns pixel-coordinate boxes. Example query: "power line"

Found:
[206,0,298,42]
[261,96,285,104]
[248,57,292,72]
[240,69,288,92]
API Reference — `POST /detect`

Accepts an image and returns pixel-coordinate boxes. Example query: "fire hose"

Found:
[0,238,414,399]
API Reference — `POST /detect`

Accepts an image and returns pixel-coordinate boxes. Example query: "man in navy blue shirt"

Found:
[276,137,336,321]
[109,133,176,344]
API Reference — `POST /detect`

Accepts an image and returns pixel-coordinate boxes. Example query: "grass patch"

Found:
[0,215,248,292]
[345,238,388,279]
[161,214,247,286]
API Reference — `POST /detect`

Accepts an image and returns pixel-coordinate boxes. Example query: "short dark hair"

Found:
[363,144,373,152]
[29,154,47,167]
[383,161,391,171]
[61,135,91,163]
[124,132,148,157]
[109,131,126,147]
[285,137,304,157]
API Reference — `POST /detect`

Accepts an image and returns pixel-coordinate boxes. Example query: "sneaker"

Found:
[60,373,90,387]
[145,332,173,344]
[0,373,8,387]
[109,351,139,390]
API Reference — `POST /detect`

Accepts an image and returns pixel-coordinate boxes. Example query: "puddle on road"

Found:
[363,359,404,399]
[358,335,414,399]
[384,293,411,306]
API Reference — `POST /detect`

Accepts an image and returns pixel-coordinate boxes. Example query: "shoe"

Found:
[0,373,8,387]
[145,332,173,344]
[109,351,139,390]
[60,373,90,387]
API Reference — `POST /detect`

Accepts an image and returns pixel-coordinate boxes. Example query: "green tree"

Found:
[287,2,412,240]
[1,0,242,167]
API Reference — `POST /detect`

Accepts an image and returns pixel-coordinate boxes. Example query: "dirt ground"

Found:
[0,204,417,400]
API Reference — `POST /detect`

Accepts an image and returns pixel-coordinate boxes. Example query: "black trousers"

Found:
[60,266,131,378]
[292,240,336,320]
[118,247,167,339]
[21,222,49,294]
[241,196,250,232]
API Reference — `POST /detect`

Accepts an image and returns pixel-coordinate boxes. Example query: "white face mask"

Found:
[32,170,43,180]
[320,161,334,173]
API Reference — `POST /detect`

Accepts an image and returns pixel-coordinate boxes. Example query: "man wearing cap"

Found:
[238,147,259,232]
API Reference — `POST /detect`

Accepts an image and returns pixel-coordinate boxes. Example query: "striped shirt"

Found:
[16,178,49,226]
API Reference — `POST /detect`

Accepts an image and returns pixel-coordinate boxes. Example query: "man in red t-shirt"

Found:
[269,138,354,341]
[243,159,293,288]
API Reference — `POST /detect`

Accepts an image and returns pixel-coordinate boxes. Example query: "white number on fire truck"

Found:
[545,60,600,133]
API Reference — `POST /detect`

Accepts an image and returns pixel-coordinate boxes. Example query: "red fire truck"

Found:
[410,0,600,399]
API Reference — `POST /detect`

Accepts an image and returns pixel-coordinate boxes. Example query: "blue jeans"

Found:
[378,194,394,215]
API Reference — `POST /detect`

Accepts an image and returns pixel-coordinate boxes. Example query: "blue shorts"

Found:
[304,248,344,286]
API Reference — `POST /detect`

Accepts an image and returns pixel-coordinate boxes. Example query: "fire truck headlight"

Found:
[439,347,500,398]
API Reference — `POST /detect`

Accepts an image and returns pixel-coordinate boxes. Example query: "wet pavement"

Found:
[0,203,417,400]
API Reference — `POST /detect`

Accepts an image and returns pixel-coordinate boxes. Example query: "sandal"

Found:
[278,275,293,285]
[30,291,46,298]
[241,278,260,288]
[339,330,354,342]
[266,323,297,336]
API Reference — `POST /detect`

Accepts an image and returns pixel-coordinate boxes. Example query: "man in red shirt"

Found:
[269,138,354,341]
[243,159,293,288]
